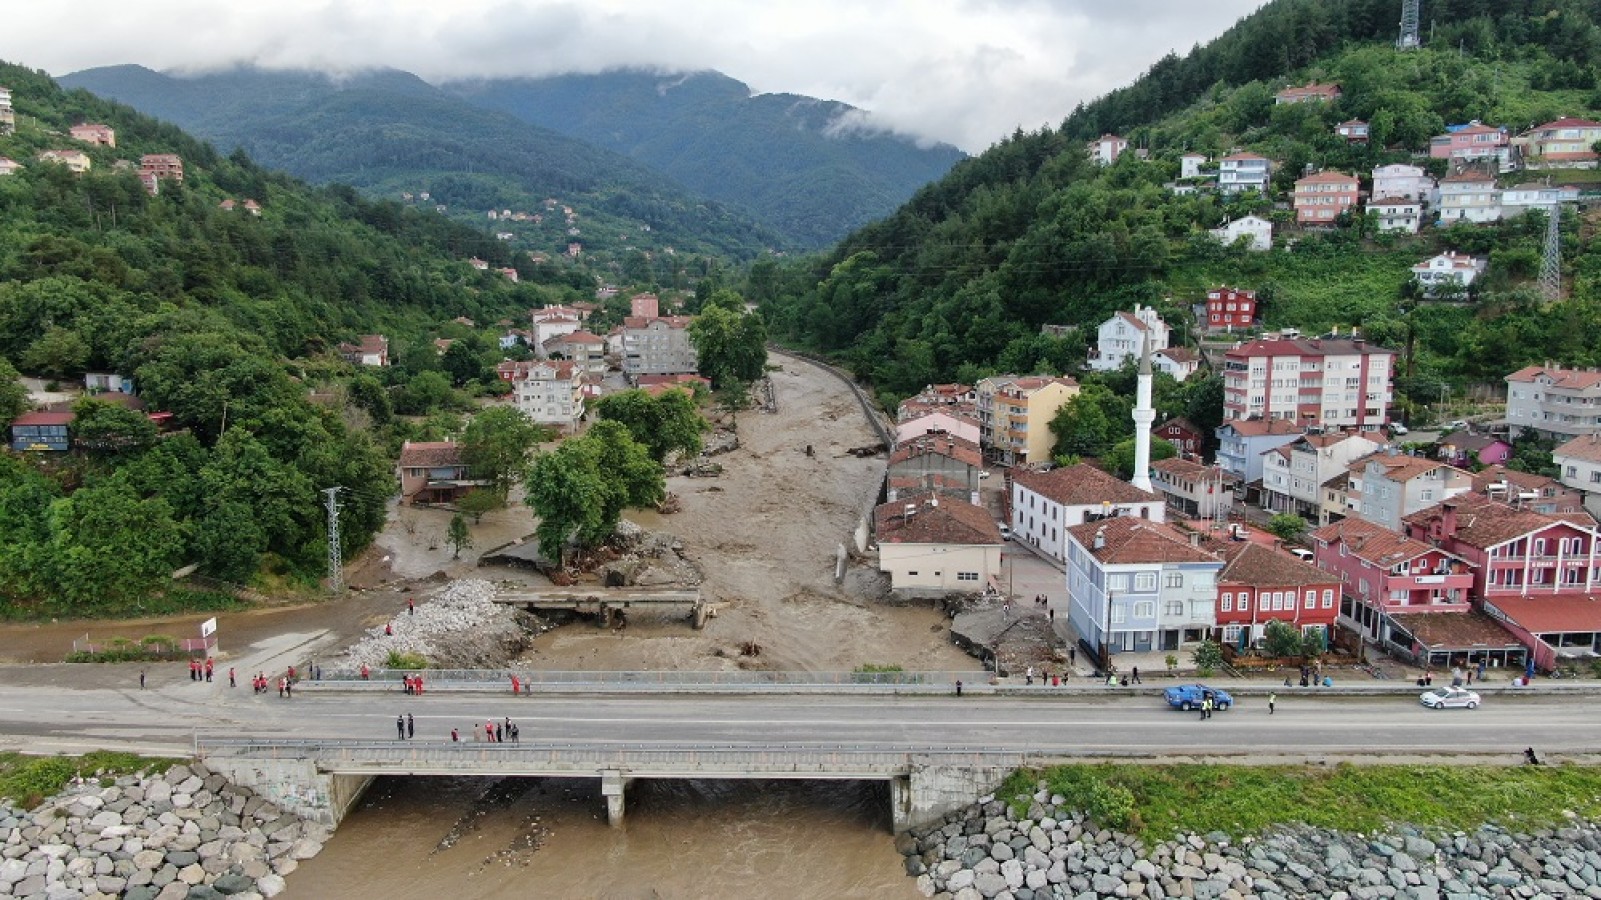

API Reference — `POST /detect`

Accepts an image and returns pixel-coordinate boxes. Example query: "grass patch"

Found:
[383,651,429,670]
[0,751,182,809]
[1002,763,1601,842]
[853,663,905,673]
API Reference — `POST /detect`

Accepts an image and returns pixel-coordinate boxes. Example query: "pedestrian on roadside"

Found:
[416,674,424,695]
[504,717,512,737]
[204,658,214,682]
[1002,601,1010,619]
[284,679,293,699]
[955,679,963,697]
[407,714,415,739]
[1202,696,1213,720]
[473,724,482,742]
[397,716,405,740]
[1069,647,1076,666]
[1131,666,1142,684]
[385,623,393,636]
[277,678,285,699]
[188,659,197,681]
[360,664,370,681]
[408,597,415,616]
[139,670,146,690]
[228,668,236,688]
[451,728,459,743]
[1466,668,1474,686]
[314,665,322,681]
[510,675,520,695]
[1268,692,1276,715]
[1025,666,1034,685]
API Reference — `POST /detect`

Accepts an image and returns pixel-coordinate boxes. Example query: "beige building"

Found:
[975,375,1079,467]
[496,359,585,431]
[622,316,698,376]
[874,492,1004,593]
[38,149,91,173]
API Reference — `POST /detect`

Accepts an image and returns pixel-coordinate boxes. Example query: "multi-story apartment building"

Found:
[1554,435,1601,502]
[541,330,607,376]
[1352,455,1472,532]
[1204,286,1258,332]
[1221,335,1395,432]
[1405,494,1601,669]
[974,375,1079,467]
[531,305,583,356]
[1370,197,1423,234]
[0,86,14,135]
[139,154,184,182]
[621,315,697,377]
[1217,152,1271,195]
[1473,465,1588,517]
[1150,457,1233,520]
[496,359,585,431]
[1292,171,1360,226]
[1429,121,1513,170]
[1065,517,1223,657]
[1089,306,1170,371]
[69,123,116,147]
[1261,432,1380,524]
[1215,418,1302,491]
[1372,163,1436,204]
[1311,517,1479,660]
[1437,167,1502,223]
[1010,463,1164,565]
[1501,183,1580,218]
[1505,363,1601,439]
[1089,134,1128,166]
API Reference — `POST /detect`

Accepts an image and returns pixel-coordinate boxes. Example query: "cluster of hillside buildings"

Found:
[869,291,1601,673]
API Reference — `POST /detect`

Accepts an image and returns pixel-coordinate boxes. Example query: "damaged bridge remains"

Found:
[492,587,714,629]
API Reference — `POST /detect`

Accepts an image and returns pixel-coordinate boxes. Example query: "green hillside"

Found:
[0,61,584,616]
[760,0,1601,415]
[443,69,966,249]
[58,65,780,265]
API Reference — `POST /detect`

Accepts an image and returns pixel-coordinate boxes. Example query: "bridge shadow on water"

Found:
[280,774,916,899]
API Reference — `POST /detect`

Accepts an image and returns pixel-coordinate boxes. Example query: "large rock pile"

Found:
[340,579,533,671]
[0,762,323,900]
[903,783,1601,899]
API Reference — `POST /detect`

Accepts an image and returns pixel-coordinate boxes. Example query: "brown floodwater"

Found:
[282,775,920,900]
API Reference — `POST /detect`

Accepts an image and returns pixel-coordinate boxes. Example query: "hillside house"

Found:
[1556,434,1601,502]
[1011,463,1164,565]
[1089,134,1128,166]
[1473,465,1586,517]
[1372,163,1436,204]
[541,330,607,375]
[1065,517,1223,656]
[496,359,585,431]
[1180,153,1208,179]
[974,374,1079,467]
[1151,457,1234,520]
[38,150,91,173]
[1505,364,1601,440]
[0,157,21,176]
[873,492,1004,593]
[139,154,184,183]
[1215,418,1304,494]
[1501,183,1580,218]
[1336,119,1369,143]
[1352,454,1473,532]
[1429,122,1514,171]
[1437,167,1501,223]
[1221,335,1396,432]
[1204,286,1259,332]
[9,411,73,452]
[1154,417,1205,459]
[1435,431,1511,469]
[1410,251,1486,297]
[1089,306,1170,372]
[1292,171,1360,226]
[337,335,389,367]
[1210,216,1272,252]
[898,383,978,422]
[1370,197,1423,234]
[1275,83,1341,104]
[1154,347,1202,382]
[1216,542,1341,648]
[531,306,582,356]
[1519,117,1601,167]
[0,86,13,134]
[69,123,115,147]
[1218,152,1271,195]
[397,441,487,505]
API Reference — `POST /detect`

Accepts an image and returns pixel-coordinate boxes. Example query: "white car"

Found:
[1419,686,1481,710]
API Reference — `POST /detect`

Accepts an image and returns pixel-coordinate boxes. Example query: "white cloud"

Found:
[3,0,1265,153]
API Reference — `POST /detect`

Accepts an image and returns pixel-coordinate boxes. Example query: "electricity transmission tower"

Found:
[1397,0,1421,50]
[323,487,344,594]
[1540,203,1563,302]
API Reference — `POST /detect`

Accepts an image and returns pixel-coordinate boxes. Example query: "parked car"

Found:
[1288,548,1314,562]
[1163,684,1233,711]
[1419,686,1480,709]
[997,522,1012,540]
[1447,420,1469,430]
[1389,423,1409,436]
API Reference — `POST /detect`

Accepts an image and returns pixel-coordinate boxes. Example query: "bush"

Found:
[383,651,429,670]
[1086,780,1139,831]
[1191,640,1223,677]
[1261,620,1309,658]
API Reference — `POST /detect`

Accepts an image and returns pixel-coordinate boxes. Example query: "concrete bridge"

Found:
[490,588,713,628]
[194,738,1022,832]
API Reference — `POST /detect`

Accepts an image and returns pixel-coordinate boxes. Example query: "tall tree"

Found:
[46,481,183,612]
[593,388,708,462]
[71,397,158,459]
[0,358,28,429]
[524,420,665,563]
[461,406,545,500]
[688,290,768,388]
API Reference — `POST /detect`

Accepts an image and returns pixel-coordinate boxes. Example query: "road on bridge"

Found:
[0,682,1593,760]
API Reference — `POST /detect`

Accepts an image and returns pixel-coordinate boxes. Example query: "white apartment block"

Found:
[1210,215,1272,251]
[1217,152,1271,195]
[1371,164,1435,205]
[1437,170,1501,223]
[1370,198,1423,234]
[1506,364,1601,439]
[1222,336,1395,432]
[622,315,698,376]
[496,359,585,431]
[1089,306,1170,371]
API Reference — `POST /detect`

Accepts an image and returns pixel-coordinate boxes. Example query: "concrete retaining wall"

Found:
[202,757,374,827]
[893,762,1013,831]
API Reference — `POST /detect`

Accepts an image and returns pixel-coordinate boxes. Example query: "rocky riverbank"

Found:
[902,780,1601,899]
[0,762,323,900]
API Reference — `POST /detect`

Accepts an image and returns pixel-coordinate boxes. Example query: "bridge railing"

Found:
[194,736,1028,774]
[299,668,983,688]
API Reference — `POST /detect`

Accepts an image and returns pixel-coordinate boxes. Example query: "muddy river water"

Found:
[282,775,919,899]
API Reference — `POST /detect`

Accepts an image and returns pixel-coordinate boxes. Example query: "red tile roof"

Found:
[1065,517,1219,565]
[10,411,74,426]
[1506,365,1601,390]
[1220,419,1304,437]
[1012,463,1159,507]
[1309,517,1456,568]
[888,434,983,470]
[398,441,465,468]
[1483,593,1601,635]
[1403,493,1583,550]
[874,493,1002,546]
[1388,611,1524,650]
[1555,433,1601,464]
[1218,542,1339,589]
[1295,171,1358,186]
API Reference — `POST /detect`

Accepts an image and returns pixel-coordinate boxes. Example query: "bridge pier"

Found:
[894,761,1014,832]
[601,770,631,827]
[201,757,374,828]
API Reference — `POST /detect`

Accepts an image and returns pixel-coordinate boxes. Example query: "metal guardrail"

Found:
[306,669,981,686]
[193,737,1029,776]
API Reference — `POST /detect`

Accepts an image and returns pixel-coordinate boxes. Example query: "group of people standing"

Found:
[432,718,520,744]
[402,674,426,695]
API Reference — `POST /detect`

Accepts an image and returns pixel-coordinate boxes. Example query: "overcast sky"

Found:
[5,0,1267,153]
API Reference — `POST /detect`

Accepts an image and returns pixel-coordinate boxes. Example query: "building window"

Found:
[1221,593,1233,612]
[956,572,979,582]
[1110,604,1126,625]
[1164,573,1183,588]
[1305,590,1317,609]
[1238,594,1250,612]
[1134,572,1157,591]
[1322,589,1334,608]
[1165,600,1183,617]
[1133,601,1155,618]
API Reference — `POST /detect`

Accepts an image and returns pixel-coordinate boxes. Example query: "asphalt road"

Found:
[0,682,1595,760]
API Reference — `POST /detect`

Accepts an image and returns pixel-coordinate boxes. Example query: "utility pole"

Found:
[323,487,343,594]
[1540,202,1563,302]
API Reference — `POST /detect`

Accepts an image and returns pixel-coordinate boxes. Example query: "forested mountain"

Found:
[442,69,966,249]
[0,60,585,615]
[59,64,779,262]
[760,0,1601,419]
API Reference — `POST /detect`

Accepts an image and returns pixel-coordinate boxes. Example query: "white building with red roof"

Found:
[1088,134,1128,166]
[337,334,389,367]
[396,441,488,505]
[1064,517,1223,657]
[1505,363,1601,439]
[1410,251,1487,297]
[1437,166,1501,223]
[621,315,697,377]
[873,492,1004,593]
[1010,463,1164,565]
[1089,306,1170,372]
[496,359,585,431]
[1222,334,1395,432]
[1217,152,1271,195]
[974,374,1079,467]
[541,329,607,375]
[1520,117,1601,167]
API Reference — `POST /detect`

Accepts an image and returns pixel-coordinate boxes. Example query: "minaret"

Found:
[1129,328,1156,492]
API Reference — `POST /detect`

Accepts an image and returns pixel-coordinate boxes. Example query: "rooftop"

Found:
[1555,433,1601,464]
[1388,611,1523,651]
[1482,593,1601,635]
[1218,541,1338,588]
[397,441,465,468]
[874,493,1002,546]
[888,434,984,470]
[1309,517,1454,568]
[1403,493,1582,549]
[1012,463,1160,507]
[1066,517,1219,566]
